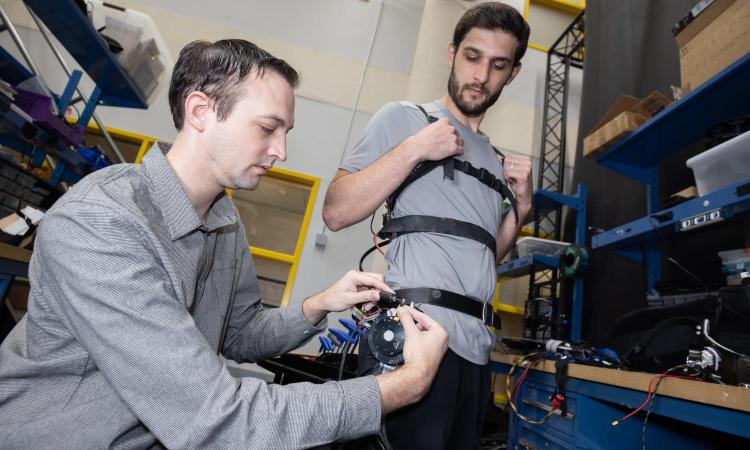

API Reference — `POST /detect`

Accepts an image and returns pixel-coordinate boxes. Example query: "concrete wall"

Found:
[1,0,582,355]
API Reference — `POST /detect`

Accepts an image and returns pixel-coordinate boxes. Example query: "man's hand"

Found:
[406,118,464,163]
[502,153,533,219]
[376,306,448,414]
[302,271,393,324]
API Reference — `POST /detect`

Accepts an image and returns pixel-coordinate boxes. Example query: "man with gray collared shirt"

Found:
[0,39,448,449]
[324,4,533,448]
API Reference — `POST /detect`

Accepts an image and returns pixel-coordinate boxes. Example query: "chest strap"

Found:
[378,215,497,260]
[395,287,501,329]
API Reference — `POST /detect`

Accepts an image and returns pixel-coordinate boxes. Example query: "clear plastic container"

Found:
[722,257,750,275]
[686,130,750,196]
[516,237,569,258]
[717,248,750,264]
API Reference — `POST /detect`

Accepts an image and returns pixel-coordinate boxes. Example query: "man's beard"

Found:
[447,68,504,117]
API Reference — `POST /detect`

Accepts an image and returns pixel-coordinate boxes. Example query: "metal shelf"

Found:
[596,52,750,184]
[534,186,587,217]
[24,0,148,109]
[497,254,560,278]
[0,93,88,182]
[592,178,750,251]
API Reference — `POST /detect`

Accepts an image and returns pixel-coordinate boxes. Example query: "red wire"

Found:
[614,374,699,424]
[373,234,385,256]
[511,361,534,403]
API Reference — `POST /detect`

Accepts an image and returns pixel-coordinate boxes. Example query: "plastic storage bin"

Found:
[686,129,750,196]
[718,248,750,263]
[516,237,569,258]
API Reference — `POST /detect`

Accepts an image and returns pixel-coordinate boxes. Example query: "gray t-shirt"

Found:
[342,101,505,364]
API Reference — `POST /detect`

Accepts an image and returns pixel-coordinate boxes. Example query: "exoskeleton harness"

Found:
[358,104,518,362]
[377,104,519,261]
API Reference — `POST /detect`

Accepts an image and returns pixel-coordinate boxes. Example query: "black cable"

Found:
[369,210,378,235]
[358,239,391,271]
[647,216,710,293]
[666,257,709,293]
[641,364,692,450]
[338,338,353,381]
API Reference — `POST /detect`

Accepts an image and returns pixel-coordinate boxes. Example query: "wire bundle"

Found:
[505,353,558,425]
[610,365,701,450]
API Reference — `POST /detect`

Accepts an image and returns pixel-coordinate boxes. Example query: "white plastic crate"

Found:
[717,248,750,264]
[516,237,569,258]
[686,130,750,196]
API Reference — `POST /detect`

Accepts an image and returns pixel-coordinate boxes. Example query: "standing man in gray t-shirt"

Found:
[323,3,533,448]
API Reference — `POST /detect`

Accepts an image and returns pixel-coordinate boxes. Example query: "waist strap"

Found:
[395,287,501,329]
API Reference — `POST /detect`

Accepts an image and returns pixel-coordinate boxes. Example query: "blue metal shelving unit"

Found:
[24,0,148,109]
[497,184,587,341]
[591,51,750,291]
[0,94,89,184]
[596,52,750,213]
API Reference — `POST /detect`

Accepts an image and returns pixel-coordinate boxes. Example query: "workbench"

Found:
[491,353,750,449]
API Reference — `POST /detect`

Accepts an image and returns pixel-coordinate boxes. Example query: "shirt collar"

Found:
[142,142,237,240]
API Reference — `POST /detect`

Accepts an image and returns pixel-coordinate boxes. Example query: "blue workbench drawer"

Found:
[517,424,574,450]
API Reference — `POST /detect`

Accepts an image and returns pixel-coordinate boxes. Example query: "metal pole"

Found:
[25,4,127,164]
[0,5,42,76]
[0,5,68,189]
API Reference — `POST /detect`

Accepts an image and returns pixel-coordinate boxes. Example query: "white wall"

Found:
[1,0,582,355]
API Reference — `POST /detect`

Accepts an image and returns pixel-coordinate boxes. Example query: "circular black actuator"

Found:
[367,314,405,366]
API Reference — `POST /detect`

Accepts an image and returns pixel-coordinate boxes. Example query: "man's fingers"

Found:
[349,271,393,293]
[397,306,419,338]
[407,307,440,331]
[351,290,380,304]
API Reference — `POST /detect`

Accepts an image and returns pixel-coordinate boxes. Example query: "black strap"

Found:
[378,215,497,260]
[394,287,501,329]
[554,359,570,417]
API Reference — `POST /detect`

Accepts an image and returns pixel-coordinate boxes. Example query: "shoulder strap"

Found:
[385,103,519,223]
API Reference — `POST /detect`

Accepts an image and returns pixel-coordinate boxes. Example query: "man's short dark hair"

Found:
[452,2,530,66]
[168,39,300,130]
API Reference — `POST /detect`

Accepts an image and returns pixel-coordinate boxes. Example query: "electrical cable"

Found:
[611,365,698,427]
[505,353,557,425]
[647,216,710,292]
[373,234,385,256]
[337,338,353,381]
[358,239,391,271]
[369,211,379,236]
[641,365,700,450]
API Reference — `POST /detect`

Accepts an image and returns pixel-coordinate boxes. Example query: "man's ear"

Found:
[184,91,211,132]
[506,62,522,86]
[447,43,456,69]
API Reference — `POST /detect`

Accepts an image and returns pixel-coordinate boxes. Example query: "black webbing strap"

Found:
[395,287,501,329]
[378,215,497,260]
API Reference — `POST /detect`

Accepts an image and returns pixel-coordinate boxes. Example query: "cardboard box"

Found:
[674,0,750,92]
[583,91,671,158]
